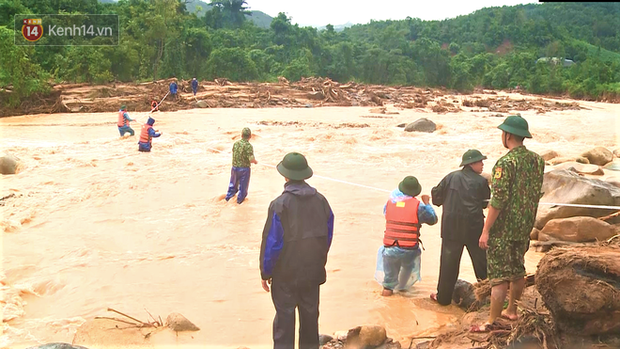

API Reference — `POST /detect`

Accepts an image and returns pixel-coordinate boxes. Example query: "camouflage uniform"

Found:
[226,137,255,204]
[232,139,254,167]
[488,145,544,285]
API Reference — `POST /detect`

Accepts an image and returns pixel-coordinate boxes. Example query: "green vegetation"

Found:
[1,0,619,107]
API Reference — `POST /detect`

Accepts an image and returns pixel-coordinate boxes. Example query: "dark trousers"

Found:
[271,280,320,349]
[138,141,152,152]
[436,238,487,305]
[225,167,251,203]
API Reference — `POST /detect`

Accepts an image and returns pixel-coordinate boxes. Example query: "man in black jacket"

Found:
[430,149,491,305]
[259,152,334,349]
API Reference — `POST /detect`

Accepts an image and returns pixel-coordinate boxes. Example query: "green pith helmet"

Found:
[398,176,422,197]
[120,105,127,110]
[276,152,313,181]
[242,127,251,139]
[460,149,487,167]
[498,115,532,138]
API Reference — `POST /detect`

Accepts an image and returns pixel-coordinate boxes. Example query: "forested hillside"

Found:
[1,0,619,107]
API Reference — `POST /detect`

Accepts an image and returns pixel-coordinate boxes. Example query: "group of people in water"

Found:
[225,115,544,348]
[115,98,544,347]
[116,104,162,152]
[116,78,202,152]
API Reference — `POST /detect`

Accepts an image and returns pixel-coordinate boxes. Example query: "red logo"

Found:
[22,18,43,42]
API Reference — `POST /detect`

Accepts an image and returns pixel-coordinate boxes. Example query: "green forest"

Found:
[1,0,620,107]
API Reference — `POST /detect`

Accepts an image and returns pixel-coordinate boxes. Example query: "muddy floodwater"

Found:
[1,93,618,348]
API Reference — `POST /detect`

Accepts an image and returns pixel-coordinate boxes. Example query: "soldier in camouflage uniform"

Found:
[225,127,258,204]
[472,115,545,332]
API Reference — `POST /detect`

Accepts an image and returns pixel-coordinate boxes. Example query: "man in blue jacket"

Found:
[169,79,178,100]
[259,152,334,349]
[138,117,162,152]
[191,77,198,96]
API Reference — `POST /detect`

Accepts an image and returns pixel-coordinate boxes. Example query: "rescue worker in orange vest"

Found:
[138,117,162,152]
[378,176,437,296]
[117,105,135,137]
[151,99,159,112]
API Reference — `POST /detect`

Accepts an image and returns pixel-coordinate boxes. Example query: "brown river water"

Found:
[1,92,619,348]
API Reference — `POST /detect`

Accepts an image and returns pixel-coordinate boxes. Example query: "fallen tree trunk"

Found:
[536,241,620,335]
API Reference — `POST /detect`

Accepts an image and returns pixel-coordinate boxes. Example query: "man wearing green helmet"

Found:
[472,115,545,332]
[225,127,258,204]
[117,105,135,137]
[430,149,491,306]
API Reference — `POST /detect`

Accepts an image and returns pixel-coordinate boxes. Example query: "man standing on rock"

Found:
[225,127,257,204]
[430,149,491,306]
[472,115,544,332]
[260,152,334,349]
[117,105,135,137]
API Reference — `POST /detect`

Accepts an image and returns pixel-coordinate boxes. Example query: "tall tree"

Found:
[209,0,251,29]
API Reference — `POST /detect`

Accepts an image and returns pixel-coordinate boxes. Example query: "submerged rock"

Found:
[404,118,436,133]
[166,312,200,331]
[0,153,21,175]
[26,344,89,349]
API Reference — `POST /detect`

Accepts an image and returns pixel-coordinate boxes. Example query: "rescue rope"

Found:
[149,94,620,212]
[203,145,620,210]
[133,91,170,124]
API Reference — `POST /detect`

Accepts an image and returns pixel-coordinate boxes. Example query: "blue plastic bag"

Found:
[374,245,422,291]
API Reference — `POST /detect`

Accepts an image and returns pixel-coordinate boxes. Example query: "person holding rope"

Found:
[138,117,162,152]
[377,176,437,296]
[471,115,544,332]
[224,127,258,204]
[430,149,491,305]
[151,98,159,112]
[117,105,135,137]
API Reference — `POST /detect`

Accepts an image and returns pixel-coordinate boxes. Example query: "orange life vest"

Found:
[151,100,158,111]
[384,197,421,249]
[118,110,129,127]
[139,124,152,143]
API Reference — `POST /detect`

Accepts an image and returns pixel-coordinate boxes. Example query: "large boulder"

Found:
[536,244,620,335]
[530,227,540,240]
[404,118,436,133]
[581,147,613,166]
[535,169,620,230]
[538,216,618,243]
[0,153,21,175]
[539,150,560,161]
[345,325,387,348]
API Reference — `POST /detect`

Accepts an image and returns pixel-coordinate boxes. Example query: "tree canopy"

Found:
[1,0,619,106]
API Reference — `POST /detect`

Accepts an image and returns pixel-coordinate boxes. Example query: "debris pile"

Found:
[0,77,589,117]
